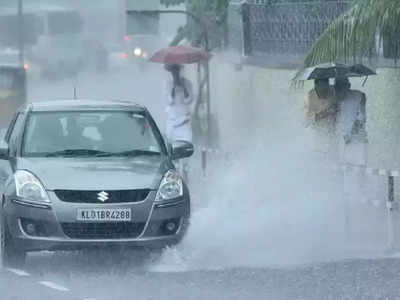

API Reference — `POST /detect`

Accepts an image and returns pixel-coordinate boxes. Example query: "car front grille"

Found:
[54,189,151,204]
[61,222,146,239]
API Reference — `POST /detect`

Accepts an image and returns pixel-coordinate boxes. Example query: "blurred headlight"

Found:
[15,170,50,203]
[156,170,183,201]
[134,47,143,57]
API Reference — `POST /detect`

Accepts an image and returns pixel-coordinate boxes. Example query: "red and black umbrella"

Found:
[150,45,212,64]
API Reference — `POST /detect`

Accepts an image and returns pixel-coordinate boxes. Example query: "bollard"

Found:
[387,175,395,250]
[201,148,207,177]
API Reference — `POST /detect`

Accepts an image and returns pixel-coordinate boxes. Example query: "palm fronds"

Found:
[304,0,400,67]
[162,0,229,49]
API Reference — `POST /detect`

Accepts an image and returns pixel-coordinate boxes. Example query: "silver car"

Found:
[0,100,193,267]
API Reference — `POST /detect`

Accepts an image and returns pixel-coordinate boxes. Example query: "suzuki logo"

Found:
[97,191,109,202]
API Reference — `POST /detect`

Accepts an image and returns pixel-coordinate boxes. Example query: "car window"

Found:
[8,113,25,157]
[22,111,163,157]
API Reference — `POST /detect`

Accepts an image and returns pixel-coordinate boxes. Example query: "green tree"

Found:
[160,0,229,49]
[304,0,400,67]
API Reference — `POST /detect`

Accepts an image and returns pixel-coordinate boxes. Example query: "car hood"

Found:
[16,156,171,191]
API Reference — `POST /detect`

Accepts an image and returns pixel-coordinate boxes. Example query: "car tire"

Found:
[0,214,26,268]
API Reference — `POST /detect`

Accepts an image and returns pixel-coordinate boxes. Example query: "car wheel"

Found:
[0,214,26,268]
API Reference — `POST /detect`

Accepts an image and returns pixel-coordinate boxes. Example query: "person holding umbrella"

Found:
[150,45,212,144]
[304,77,339,160]
[164,63,194,143]
[336,77,368,148]
[149,45,212,179]
[164,63,194,181]
[150,45,212,142]
[335,77,369,203]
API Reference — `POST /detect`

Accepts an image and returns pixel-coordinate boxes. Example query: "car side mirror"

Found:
[0,143,9,160]
[171,140,194,160]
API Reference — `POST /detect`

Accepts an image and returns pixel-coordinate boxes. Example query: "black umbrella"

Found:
[293,62,376,81]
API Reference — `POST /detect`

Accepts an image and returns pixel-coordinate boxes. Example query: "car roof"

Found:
[25,100,147,113]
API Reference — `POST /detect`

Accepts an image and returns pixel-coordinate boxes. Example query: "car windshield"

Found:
[22,110,164,157]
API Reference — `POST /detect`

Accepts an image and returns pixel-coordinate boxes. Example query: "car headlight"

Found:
[14,170,50,203]
[134,47,143,57]
[155,170,183,201]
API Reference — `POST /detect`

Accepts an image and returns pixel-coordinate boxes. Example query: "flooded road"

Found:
[3,252,400,300]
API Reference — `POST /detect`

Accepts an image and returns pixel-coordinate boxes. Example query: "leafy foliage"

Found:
[161,0,229,49]
[304,0,400,67]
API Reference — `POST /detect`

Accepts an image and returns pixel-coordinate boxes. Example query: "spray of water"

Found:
[150,89,356,272]
[149,67,394,272]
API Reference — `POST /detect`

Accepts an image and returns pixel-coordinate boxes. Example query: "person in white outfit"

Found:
[164,63,194,143]
[335,77,368,204]
[164,63,194,181]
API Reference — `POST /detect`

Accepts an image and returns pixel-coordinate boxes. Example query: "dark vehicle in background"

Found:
[0,100,193,267]
[122,0,165,71]
[0,65,26,128]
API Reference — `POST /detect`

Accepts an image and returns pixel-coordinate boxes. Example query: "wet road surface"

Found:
[3,252,400,300]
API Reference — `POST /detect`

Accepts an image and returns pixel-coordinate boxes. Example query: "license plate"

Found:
[77,209,131,222]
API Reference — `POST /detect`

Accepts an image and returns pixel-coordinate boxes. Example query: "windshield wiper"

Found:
[96,150,162,157]
[45,149,111,157]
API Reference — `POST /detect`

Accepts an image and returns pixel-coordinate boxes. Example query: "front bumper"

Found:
[3,190,190,252]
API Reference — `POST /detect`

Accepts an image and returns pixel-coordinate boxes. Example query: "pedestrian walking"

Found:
[164,64,194,143]
[164,63,194,181]
[304,78,339,161]
[335,77,368,202]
